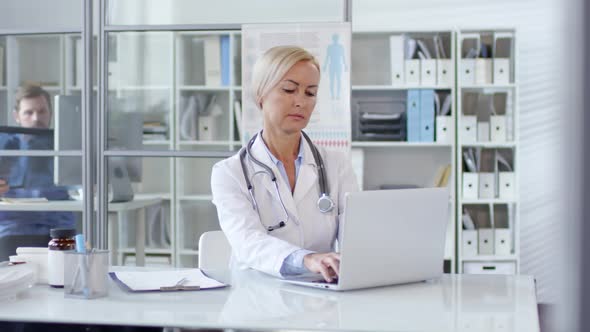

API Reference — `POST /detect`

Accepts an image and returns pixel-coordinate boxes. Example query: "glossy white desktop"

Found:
[0,268,540,332]
[0,196,162,266]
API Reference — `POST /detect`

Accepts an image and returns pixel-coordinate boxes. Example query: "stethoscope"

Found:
[239,131,335,232]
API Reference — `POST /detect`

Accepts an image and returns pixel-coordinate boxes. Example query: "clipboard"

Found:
[109,269,228,293]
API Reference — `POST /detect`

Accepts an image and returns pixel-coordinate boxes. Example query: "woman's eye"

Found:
[306,91,317,97]
[282,89,295,93]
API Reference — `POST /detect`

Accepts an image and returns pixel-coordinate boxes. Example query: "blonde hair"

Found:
[251,45,320,108]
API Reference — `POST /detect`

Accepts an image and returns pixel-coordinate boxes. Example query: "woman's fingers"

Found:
[303,252,342,282]
[321,255,340,277]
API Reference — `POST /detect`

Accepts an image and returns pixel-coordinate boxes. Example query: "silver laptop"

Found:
[283,187,449,291]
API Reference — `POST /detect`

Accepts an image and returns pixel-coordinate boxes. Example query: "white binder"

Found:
[494,229,512,255]
[462,230,478,257]
[460,116,477,143]
[498,172,515,199]
[420,59,436,86]
[460,59,475,85]
[478,228,494,255]
[389,35,405,86]
[405,59,420,86]
[478,172,495,199]
[490,115,507,142]
[475,58,492,85]
[435,116,453,144]
[436,59,453,87]
[462,173,479,199]
[477,121,490,142]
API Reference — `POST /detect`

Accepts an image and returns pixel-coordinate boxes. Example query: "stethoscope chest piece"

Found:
[317,194,335,213]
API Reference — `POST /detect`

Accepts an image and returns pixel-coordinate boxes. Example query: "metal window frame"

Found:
[94,0,352,250]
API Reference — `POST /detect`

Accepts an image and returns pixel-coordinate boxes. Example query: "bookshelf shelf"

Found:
[352,85,453,91]
[461,255,518,262]
[178,85,232,91]
[461,198,517,205]
[178,140,235,146]
[459,142,516,148]
[351,141,453,148]
[461,83,516,90]
[178,195,212,201]
[108,85,171,91]
[120,248,172,255]
[143,140,171,145]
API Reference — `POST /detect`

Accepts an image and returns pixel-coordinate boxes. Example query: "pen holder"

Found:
[64,250,109,299]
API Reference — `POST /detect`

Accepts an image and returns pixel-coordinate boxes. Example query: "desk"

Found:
[0,269,540,331]
[0,197,163,266]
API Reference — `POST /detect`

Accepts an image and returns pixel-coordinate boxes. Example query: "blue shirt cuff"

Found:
[280,249,315,276]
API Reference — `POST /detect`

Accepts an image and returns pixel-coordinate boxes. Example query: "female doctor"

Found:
[211,45,358,282]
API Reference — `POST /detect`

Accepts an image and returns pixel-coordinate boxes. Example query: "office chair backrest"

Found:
[198,230,231,270]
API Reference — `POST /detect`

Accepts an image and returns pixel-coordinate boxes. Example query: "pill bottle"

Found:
[48,228,76,288]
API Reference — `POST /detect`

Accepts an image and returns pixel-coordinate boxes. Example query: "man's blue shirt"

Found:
[0,133,75,237]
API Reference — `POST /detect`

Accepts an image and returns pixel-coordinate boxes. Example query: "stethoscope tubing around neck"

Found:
[238,130,334,232]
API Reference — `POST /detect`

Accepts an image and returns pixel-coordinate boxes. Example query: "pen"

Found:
[75,234,90,297]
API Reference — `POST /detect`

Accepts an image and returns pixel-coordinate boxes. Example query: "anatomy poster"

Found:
[241,22,351,151]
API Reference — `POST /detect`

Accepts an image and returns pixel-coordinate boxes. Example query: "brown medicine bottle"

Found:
[48,228,76,288]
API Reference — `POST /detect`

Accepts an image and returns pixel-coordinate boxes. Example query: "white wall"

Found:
[0,0,81,31]
[352,0,574,307]
[106,0,345,25]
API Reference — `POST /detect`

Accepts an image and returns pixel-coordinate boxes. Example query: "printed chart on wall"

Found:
[241,22,351,152]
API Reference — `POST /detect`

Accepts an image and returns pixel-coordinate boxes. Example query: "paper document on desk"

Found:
[0,197,49,204]
[109,269,227,292]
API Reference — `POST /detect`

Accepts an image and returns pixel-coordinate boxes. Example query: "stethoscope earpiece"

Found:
[267,221,286,232]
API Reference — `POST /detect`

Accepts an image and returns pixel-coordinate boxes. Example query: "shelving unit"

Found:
[0,27,520,274]
[351,30,457,273]
[456,29,519,274]
[100,30,244,267]
[0,34,68,126]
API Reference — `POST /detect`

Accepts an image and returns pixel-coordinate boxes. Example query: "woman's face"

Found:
[260,60,320,136]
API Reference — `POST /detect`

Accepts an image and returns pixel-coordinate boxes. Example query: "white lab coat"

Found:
[211,133,359,277]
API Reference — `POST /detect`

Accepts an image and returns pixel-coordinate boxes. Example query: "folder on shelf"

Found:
[419,89,435,142]
[433,164,452,188]
[494,204,512,256]
[478,148,496,198]
[406,90,421,142]
[493,32,513,84]
[496,149,515,200]
[234,100,243,142]
[220,35,230,86]
[490,115,507,142]
[434,92,453,143]
[109,269,227,292]
[473,205,494,255]
[389,34,405,86]
[75,39,83,87]
[0,45,3,86]
[436,59,453,87]
[421,59,436,86]
[350,148,364,190]
[460,33,480,85]
[204,36,222,86]
[462,229,478,257]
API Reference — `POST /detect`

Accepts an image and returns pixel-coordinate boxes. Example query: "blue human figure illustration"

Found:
[323,34,347,100]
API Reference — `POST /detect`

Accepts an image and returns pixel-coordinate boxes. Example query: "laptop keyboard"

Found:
[313,278,339,284]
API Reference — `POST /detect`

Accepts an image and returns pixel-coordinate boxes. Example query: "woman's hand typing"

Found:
[303,252,340,282]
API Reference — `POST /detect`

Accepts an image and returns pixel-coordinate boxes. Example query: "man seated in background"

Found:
[0,84,75,260]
